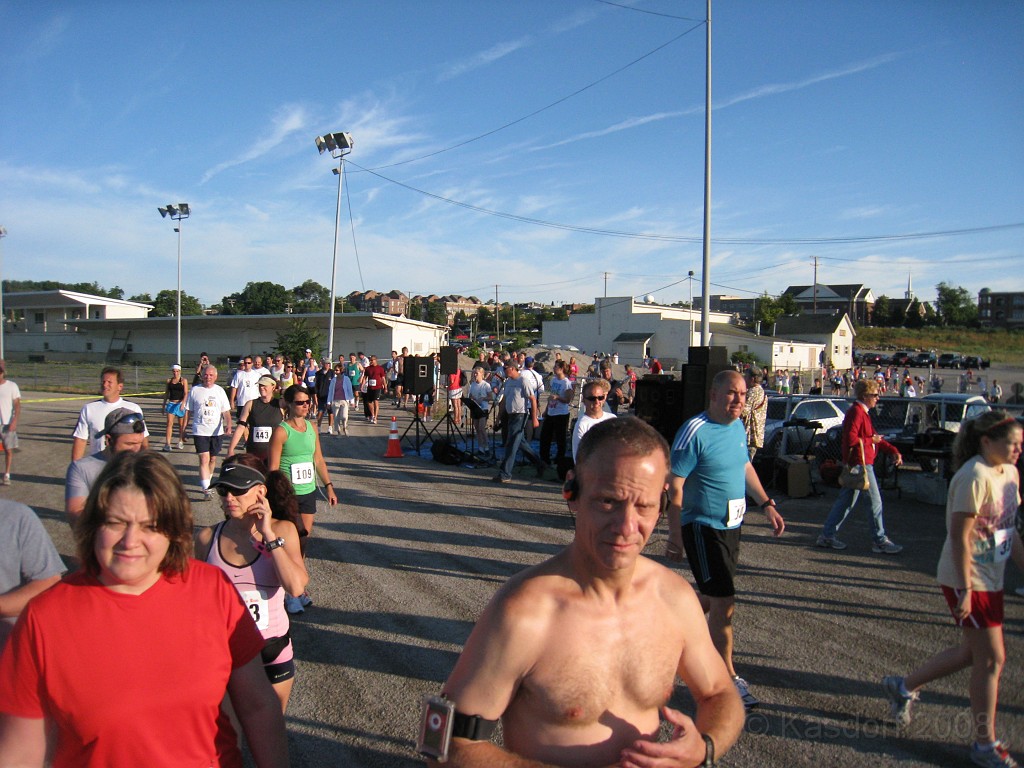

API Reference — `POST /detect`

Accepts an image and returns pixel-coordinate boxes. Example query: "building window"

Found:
[86,343,93,351]
[44,342,50,350]
[839,329,847,336]
[34,313,44,324]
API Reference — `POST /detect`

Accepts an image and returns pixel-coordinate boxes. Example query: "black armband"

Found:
[452,711,498,741]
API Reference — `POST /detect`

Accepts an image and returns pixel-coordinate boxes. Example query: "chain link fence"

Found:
[4,361,173,397]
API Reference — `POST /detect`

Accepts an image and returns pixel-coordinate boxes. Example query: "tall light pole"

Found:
[0,226,6,360]
[158,203,190,366]
[687,270,695,354]
[315,131,354,362]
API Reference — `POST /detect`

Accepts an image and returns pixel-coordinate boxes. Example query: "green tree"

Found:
[477,307,494,332]
[129,292,153,304]
[872,295,892,327]
[150,289,204,317]
[934,282,978,327]
[223,281,290,315]
[291,280,331,314]
[275,318,324,365]
[424,301,448,326]
[905,299,926,329]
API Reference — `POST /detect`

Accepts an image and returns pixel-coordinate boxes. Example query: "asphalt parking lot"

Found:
[4,389,1022,767]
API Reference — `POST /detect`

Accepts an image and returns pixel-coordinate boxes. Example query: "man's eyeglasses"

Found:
[585,395,607,402]
[216,485,251,498]
[292,399,311,406]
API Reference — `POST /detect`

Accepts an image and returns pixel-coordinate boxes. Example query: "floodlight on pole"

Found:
[0,226,6,360]
[158,203,190,367]
[315,131,354,362]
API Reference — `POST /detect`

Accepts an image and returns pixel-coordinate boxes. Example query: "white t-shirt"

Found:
[0,381,21,426]
[185,385,231,437]
[546,377,573,418]
[230,369,260,407]
[72,398,146,455]
[572,411,617,461]
[937,455,1020,592]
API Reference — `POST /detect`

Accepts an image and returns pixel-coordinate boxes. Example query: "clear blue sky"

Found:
[2,1,1021,310]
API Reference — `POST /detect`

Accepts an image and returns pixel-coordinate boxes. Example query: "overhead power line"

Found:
[351,161,1024,246]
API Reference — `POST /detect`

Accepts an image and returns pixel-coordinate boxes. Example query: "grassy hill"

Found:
[856,326,1024,365]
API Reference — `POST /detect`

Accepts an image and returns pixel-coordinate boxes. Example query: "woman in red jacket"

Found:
[817,378,904,553]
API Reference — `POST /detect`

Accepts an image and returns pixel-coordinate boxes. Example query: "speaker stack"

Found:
[405,356,435,396]
[633,347,732,443]
[439,346,459,376]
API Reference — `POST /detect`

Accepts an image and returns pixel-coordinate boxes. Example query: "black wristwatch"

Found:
[265,537,286,551]
[760,498,776,509]
[702,733,716,767]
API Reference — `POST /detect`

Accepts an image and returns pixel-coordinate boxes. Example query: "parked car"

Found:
[859,352,885,366]
[912,351,937,367]
[962,355,991,369]
[937,353,964,369]
[889,350,914,366]
[762,396,851,456]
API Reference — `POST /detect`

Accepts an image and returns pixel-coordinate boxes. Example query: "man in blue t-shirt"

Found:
[666,369,785,711]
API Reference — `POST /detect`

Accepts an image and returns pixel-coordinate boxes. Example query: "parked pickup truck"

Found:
[963,355,991,369]
[937,353,964,368]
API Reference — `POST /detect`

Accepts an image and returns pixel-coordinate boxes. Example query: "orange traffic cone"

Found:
[384,416,404,458]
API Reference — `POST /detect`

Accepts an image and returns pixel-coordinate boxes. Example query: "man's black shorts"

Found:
[363,388,381,403]
[193,435,223,456]
[681,522,741,598]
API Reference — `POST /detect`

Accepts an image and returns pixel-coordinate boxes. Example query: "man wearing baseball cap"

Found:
[64,408,147,520]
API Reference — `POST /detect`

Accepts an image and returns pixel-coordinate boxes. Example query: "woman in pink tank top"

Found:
[195,454,307,712]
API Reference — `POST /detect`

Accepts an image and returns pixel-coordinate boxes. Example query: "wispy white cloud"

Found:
[530,53,902,152]
[15,14,69,63]
[840,205,888,220]
[714,53,901,110]
[201,104,310,184]
[437,37,532,81]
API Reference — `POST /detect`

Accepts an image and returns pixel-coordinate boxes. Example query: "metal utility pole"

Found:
[700,0,713,346]
[812,255,819,314]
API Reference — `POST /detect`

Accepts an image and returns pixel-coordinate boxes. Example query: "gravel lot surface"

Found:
[4,383,1023,768]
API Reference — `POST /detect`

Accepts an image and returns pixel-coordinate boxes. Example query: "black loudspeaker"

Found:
[688,346,729,366]
[634,377,686,444]
[406,356,435,396]
[440,346,459,376]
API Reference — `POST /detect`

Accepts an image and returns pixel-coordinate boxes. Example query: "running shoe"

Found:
[970,740,1018,768]
[873,537,904,554]
[298,592,313,608]
[882,675,917,725]
[816,535,847,550]
[177,440,185,450]
[202,488,213,500]
[1,474,9,486]
[284,594,304,615]
[733,676,759,710]
[162,444,172,452]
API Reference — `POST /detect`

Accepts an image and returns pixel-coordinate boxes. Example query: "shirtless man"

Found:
[433,417,743,768]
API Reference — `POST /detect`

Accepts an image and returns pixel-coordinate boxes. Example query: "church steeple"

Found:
[905,272,914,301]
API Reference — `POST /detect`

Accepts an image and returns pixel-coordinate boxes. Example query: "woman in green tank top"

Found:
[269,384,338,614]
